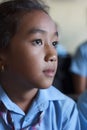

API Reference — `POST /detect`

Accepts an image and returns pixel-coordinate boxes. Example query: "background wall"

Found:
[0,0,87,54]
[46,0,87,54]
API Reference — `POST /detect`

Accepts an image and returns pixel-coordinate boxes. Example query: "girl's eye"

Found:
[52,41,58,48]
[32,39,42,46]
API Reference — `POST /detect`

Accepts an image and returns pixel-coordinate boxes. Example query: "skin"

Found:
[0,10,58,112]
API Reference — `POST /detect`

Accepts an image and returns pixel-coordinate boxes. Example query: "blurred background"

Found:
[45,0,87,55]
[47,0,87,55]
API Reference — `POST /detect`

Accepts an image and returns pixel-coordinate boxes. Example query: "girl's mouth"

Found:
[43,69,55,78]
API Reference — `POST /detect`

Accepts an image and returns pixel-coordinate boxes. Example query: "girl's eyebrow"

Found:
[27,28,58,37]
[27,28,46,34]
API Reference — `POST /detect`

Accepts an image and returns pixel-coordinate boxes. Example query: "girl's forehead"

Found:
[18,10,57,33]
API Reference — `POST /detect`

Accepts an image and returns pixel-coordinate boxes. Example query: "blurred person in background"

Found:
[77,90,87,130]
[70,41,87,95]
[53,41,74,94]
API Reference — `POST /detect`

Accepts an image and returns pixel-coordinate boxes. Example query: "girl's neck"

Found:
[1,79,38,113]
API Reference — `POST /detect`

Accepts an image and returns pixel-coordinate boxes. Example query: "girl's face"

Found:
[5,10,58,89]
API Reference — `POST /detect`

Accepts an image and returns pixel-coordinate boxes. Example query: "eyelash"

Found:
[32,39,42,46]
[52,41,58,48]
[32,39,58,48]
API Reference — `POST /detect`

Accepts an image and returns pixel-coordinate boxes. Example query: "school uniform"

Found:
[70,41,87,76]
[0,85,80,130]
[78,90,87,130]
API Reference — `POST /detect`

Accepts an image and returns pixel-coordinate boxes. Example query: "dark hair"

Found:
[0,0,49,48]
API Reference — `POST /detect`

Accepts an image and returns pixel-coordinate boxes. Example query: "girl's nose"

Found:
[44,44,57,62]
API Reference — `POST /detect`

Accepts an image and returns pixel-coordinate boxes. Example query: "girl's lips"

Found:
[43,69,55,77]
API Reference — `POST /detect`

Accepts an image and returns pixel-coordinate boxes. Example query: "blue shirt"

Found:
[0,85,80,130]
[70,41,87,76]
[78,90,87,130]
